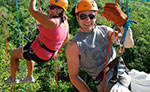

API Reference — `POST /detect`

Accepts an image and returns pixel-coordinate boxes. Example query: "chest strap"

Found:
[37,35,56,53]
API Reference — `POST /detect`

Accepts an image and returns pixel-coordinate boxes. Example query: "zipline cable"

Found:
[16,0,25,91]
[0,16,33,42]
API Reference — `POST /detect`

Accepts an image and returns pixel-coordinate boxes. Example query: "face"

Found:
[48,4,62,17]
[76,11,97,32]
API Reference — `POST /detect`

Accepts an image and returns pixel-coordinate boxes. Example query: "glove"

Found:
[102,3,127,26]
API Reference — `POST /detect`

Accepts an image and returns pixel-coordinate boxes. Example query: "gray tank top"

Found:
[71,26,116,79]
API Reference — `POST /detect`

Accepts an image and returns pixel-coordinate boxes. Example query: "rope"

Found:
[0,11,15,92]
[38,0,41,10]
[101,0,136,91]
[54,57,58,92]
[101,0,122,91]
[16,0,25,92]
[101,33,113,92]
[115,0,117,3]
[0,11,10,74]
[0,16,32,41]
[35,0,43,24]
[120,0,136,45]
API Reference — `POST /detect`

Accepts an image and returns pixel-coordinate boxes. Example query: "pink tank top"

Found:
[31,19,69,60]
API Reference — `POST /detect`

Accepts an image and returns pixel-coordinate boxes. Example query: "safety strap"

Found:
[96,57,129,84]
[37,35,56,53]
[96,57,119,84]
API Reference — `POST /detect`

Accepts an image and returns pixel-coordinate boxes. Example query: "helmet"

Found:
[75,0,99,14]
[50,0,68,11]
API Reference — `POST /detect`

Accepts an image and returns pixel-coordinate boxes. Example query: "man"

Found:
[66,0,134,92]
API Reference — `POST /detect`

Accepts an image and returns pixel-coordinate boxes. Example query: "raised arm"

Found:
[28,0,56,29]
[120,26,134,48]
[66,41,93,92]
[107,26,134,48]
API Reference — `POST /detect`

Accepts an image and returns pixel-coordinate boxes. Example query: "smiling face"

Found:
[76,10,97,32]
[48,4,63,17]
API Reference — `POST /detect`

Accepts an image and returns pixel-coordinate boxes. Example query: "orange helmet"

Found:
[50,0,68,11]
[75,0,99,14]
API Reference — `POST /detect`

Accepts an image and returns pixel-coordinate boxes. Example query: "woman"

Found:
[4,0,69,84]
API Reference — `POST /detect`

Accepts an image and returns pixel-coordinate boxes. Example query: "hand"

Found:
[102,3,127,26]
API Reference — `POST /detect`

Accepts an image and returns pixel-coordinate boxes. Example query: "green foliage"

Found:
[0,0,150,91]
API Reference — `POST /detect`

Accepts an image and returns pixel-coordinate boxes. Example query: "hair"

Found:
[56,7,68,22]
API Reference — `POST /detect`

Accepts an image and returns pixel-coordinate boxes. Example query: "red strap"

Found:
[38,0,41,10]
[35,0,43,24]
[115,0,117,3]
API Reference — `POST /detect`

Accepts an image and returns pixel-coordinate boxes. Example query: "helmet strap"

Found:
[56,7,59,17]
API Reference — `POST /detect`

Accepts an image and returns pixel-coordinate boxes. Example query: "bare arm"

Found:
[28,0,56,29]
[120,26,134,48]
[66,41,93,92]
[58,32,69,53]
[107,26,134,48]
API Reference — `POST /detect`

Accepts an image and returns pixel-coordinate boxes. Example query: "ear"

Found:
[58,8,63,14]
[76,15,79,22]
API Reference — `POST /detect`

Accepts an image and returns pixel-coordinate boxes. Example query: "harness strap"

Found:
[37,35,56,53]
[95,58,117,85]
[95,57,128,85]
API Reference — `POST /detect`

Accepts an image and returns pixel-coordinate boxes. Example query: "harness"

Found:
[95,56,129,85]
[37,35,56,53]
[24,28,56,63]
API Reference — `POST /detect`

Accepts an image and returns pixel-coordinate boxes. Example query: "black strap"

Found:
[41,44,56,53]
[95,57,120,84]
[37,35,56,53]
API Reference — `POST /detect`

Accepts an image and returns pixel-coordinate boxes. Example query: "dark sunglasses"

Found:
[79,14,96,20]
[48,5,57,10]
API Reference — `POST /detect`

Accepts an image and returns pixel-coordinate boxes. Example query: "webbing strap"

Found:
[37,35,56,53]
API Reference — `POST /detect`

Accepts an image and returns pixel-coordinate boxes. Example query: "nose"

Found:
[85,16,90,21]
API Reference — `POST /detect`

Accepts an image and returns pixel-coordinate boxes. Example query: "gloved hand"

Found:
[102,3,127,26]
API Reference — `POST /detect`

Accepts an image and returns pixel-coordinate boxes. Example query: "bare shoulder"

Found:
[60,19,69,29]
[45,18,57,29]
[66,40,79,56]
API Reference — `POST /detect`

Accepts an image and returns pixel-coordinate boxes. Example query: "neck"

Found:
[79,25,95,32]
[79,27,93,32]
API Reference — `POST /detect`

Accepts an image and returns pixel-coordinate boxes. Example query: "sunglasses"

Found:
[79,14,96,20]
[48,5,58,10]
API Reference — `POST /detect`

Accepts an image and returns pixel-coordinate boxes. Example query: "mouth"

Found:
[49,12,53,17]
[83,23,92,27]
